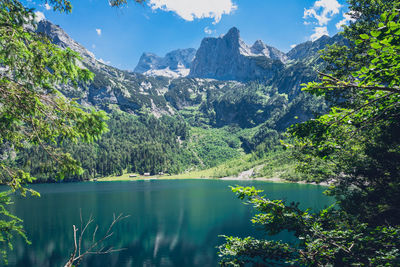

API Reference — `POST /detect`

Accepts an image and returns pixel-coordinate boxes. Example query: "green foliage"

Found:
[254,148,307,181]
[0,0,108,185]
[188,127,242,168]
[290,2,400,225]
[220,1,400,266]
[16,112,193,179]
[0,190,30,265]
[0,0,108,261]
[219,186,400,266]
[219,236,296,267]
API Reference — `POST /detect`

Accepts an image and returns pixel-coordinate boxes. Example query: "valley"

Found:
[3,1,399,266]
[17,20,339,183]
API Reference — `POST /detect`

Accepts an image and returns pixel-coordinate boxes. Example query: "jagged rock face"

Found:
[36,19,341,129]
[250,40,288,62]
[287,34,344,61]
[36,20,96,64]
[134,48,196,78]
[134,53,160,73]
[189,27,286,81]
[35,20,177,115]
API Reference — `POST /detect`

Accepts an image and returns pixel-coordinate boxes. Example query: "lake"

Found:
[7,179,333,266]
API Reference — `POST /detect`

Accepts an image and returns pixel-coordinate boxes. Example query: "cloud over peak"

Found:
[304,0,342,41]
[304,0,341,26]
[310,26,329,41]
[148,0,237,23]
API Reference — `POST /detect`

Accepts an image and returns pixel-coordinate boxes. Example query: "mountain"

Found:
[36,20,179,116]
[36,20,97,65]
[26,20,345,179]
[250,39,288,62]
[189,27,287,81]
[35,20,337,126]
[287,34,345,61]
[134,48,196,78]
[132,27,342,82]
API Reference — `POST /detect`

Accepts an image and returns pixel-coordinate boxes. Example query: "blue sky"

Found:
[27,0,352,70]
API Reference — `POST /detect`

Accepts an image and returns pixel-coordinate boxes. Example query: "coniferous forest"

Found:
[1,0,399,266]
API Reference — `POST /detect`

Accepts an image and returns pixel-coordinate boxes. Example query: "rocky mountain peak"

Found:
[36,20,96,63]
[251,40,266,50]
[287,34,344,61]
[250,40,288,62]
[189,27,286,81]
[134,48,196,78]
[224,27,240,41]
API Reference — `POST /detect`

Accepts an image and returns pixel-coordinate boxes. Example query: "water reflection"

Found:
[8,180,333,266]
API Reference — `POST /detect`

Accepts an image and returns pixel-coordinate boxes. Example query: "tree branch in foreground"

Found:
[64,211,130,267]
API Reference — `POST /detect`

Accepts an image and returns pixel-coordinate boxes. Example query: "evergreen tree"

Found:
[219,1,400,265]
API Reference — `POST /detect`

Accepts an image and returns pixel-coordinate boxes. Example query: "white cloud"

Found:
[310,26,329,41]
[34,11,45,22]
[290,44,297,49]
[304,0,341,26]
[336,12,356,29]
[148,0,237,24]
[204,26,215,35]
[96,28,102,36]
[44,3,51,10]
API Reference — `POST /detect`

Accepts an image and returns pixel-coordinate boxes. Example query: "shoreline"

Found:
[93,174,331,186]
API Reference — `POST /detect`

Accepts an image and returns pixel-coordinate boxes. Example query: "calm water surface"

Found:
[7,179,333,266]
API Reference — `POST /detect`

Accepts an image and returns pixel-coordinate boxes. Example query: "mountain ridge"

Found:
[36,20,336,130]
[134,27,341,81]
[20,19,339,179]
[188,27,286,81]
[134,48,196,78]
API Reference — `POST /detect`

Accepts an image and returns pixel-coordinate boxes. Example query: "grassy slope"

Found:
[96,148,304,182]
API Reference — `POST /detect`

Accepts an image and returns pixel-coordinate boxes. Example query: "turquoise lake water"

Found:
[7,179,333,266]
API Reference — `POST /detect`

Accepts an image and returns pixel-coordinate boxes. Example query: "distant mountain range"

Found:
[26,19,348,178]
[35,20,342,129]
[134,48,196,78]
[133,27,342,81]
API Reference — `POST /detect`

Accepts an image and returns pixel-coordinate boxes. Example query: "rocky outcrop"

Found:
[134,48,196,78]
[250,40,288,62]
[36,19,342,129]
[189,27,286,81]
[287,34,345,61]
[36,20,177,115]
[36,20,97,66]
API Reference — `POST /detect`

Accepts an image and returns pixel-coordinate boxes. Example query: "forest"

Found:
[218,0,400,265]
[1,0,400,265]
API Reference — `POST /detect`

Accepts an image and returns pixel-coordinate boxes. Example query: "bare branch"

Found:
[328,92,395,127]
[316,71,400,94]
[64,212,129,267]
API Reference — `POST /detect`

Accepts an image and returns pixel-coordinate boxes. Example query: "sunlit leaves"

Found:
[0,0,108,261]
[221,1,400,266]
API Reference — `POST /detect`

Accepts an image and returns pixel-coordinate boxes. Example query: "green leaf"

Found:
[367,49,376,56]
[370,30,381,37]
[360,34,370,40]
[370,42,382,49]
